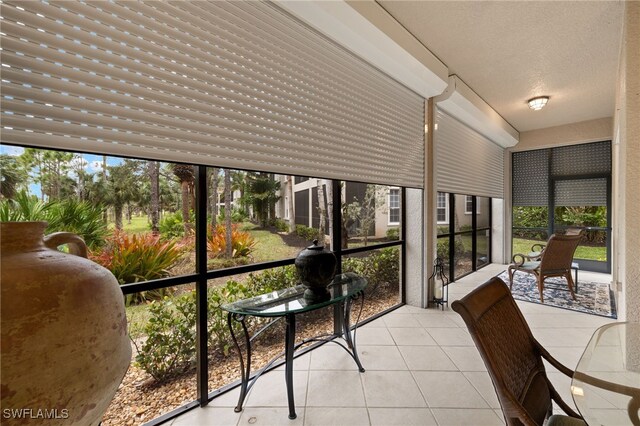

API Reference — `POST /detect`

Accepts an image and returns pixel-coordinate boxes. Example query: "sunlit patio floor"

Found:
[171,263,615,426]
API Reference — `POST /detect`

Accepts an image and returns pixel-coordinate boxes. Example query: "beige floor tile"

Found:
[309,344,359,371]
[462,371,501,409]
[245,371,308,408]
[415,314,459,328]
[398,345,458,371]
[352,327,395,345]
[389,327,437,346]
[425,327,474,346]
[413,371,489,408]
[441,346,487,371]
[368,407,437,425]
[237,407,304,425]
[306,370,366,407]
[275,352,312,371]
[430,408,503,425]
[304,407,369,426]
[382,313,422,328]
[531,327,595,348]
[361,371,427,407]
[172,406,240,426]
[357,345,408,370]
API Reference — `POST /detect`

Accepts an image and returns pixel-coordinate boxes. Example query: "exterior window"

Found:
[388,188,400,224]
[465,195,480,214]
[437,192,448,223]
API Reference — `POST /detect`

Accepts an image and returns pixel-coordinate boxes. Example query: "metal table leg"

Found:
[285,313,296,419]
[228,312,251,413]
[342,292,365,372]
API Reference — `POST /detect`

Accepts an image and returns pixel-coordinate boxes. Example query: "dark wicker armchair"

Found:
[508,233,583,303]
[452,277,585,426]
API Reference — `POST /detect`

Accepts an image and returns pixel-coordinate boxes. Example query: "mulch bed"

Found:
[102,290,399,425]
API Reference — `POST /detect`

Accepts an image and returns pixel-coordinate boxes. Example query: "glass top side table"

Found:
[221,272,367,420]
[571,322,640,425]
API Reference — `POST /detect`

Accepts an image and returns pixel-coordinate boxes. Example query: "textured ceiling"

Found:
[377,1,624,132]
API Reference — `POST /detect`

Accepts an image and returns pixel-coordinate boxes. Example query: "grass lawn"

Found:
[512,237,606,261]
[241,221,301,262]
[107,215,150,234]
[126,302,154,339]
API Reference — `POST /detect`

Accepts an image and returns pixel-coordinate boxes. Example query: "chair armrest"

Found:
[531,243,546,252]
[535,339,575,377]
[511,253,533,266]
[534,340,584,419]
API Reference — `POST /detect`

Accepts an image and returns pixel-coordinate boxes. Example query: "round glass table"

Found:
[571,322,640,425]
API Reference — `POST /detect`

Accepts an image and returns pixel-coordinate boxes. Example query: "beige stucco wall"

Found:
[513,117,613,152]
[613,1,640,323]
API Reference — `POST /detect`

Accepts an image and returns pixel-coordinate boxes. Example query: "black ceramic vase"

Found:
[295,239,337,302]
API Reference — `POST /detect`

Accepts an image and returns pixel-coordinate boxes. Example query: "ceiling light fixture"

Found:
[528,96,549,111]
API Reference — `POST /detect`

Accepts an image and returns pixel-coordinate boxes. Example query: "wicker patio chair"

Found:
[452,277,585,426]
[508,233,583,303]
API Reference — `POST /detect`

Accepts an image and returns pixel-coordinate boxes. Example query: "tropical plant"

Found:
[295,224,320,242]
[133,292,197,382]
[0,192,108,249]
[172,164,195,234]
[91,230,185,303]
[104,160,144,230]
[207,224,257,259]
[45,198,109,249]
[0,154,28,199]
[246,173,281,227]
[0,190,49,222]
[158,211,187,239]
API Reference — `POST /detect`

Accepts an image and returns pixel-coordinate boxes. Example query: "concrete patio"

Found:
[171,264,615,426]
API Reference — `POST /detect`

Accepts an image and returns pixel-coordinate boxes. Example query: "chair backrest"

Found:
[564,227,584,236]
[539,234,583,272]
[452,277,551,426]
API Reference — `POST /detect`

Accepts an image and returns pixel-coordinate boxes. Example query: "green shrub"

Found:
[273,218,289,233]
[295,224,319,242]
[437,236,465,260]
[133,292,197,382]
[206,279,253,355]
[91,230,185,304]
[385,227,399,240]
[0,192,108,249]
[342,247,399,291]
[217,207,249,224]
[46,198,109,249]
[134,265,299,380]
[158,211,186,239]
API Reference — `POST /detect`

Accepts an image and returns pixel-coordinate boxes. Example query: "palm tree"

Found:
[148,161,160,234]
[172,164,195,234]
[223,169,232,258]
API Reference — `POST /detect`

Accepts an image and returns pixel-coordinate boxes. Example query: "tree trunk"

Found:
[148,161,160,234]
[317,180,326,242]
[181,180,191,235]
[224,169,233,258]
[114,203,123,230]
[287,176,295,233]
[268,173,276,225]
[209,167,219,228]
[102,156,108,223]
[326,182,333,243]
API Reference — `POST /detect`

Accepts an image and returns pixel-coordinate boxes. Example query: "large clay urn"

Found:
[0,222,131,425]
[295,239,337,302]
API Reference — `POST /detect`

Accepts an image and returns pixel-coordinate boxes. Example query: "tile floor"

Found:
[171,264,616,426]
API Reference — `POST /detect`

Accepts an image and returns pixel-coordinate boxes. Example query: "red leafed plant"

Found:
[207,224,257,259]
[90,230,186,303]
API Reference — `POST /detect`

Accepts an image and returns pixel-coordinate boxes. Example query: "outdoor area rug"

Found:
[496,271,617,319]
